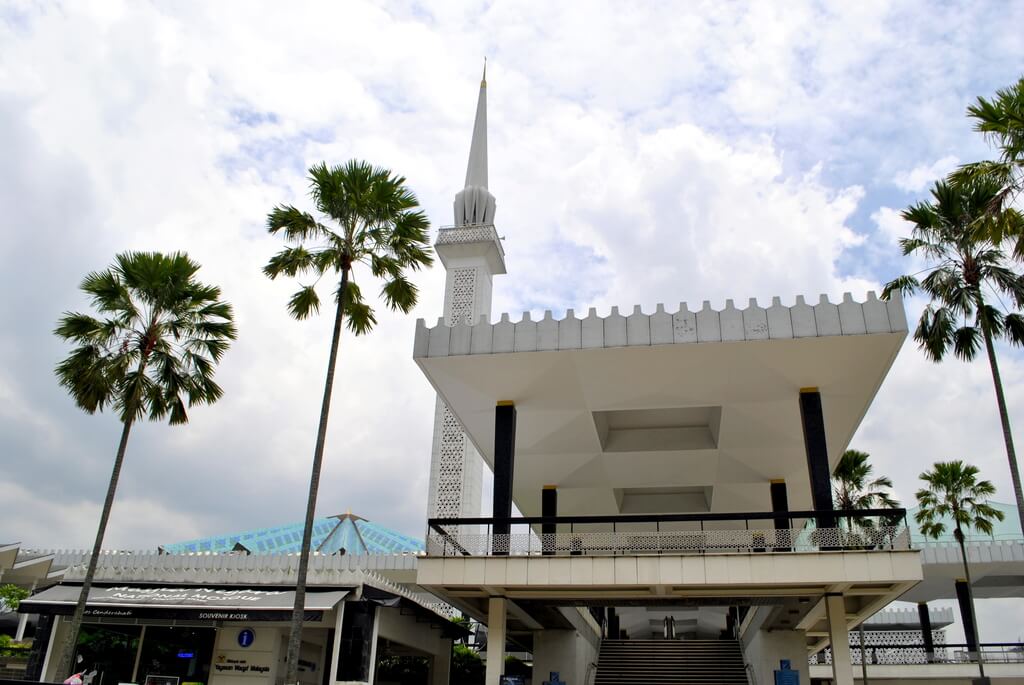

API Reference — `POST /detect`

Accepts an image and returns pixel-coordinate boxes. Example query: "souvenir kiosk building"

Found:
[414,73,925,685]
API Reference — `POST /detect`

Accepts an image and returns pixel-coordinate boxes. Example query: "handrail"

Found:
[429,508,906,531]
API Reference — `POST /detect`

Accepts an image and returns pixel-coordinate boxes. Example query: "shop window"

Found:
[74,624,141,685]
[136,626,216,684]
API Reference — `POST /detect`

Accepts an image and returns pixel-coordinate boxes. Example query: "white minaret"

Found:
[427,67,506,521]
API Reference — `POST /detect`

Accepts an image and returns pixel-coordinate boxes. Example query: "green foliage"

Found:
[882,180,1024,363]
[451,643,485,685]
[375,654,429,683]
[54,251,238,425]
[915,461,1005,543]
[505,654,531,679]
[264,160,433,334]
[0,584,29,611]
[951,77,1024,229]
[832,450,900,530]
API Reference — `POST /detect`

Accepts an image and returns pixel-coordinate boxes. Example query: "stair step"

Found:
[596,638,748,685]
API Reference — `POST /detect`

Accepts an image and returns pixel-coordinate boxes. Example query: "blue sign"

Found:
[774,659,799,685]
[238,628,256,648]
[176,651,194,658]
[543,673,565,685]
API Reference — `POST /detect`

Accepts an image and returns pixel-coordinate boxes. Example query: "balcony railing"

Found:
[436,223,504,252]
[812,642,1024,666]
[426,509,910,557]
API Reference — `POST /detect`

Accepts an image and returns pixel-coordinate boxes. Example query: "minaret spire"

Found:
[454,61,496,226]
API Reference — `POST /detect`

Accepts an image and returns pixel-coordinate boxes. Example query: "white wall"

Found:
[743,628,810,685]
[209,624,283,685]
[531,608,601,685]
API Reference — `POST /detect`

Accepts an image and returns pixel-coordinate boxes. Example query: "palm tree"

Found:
[53,251,236,676]
[951,77,1024,232]
[832,449,900,533]
[883,179,1024,536]
[915,460,1005,678]
[264,160,432,683]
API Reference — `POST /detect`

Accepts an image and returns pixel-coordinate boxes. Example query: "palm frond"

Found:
[287,286,321,320]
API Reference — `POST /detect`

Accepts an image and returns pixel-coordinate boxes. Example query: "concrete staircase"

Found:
[595,639,749,685]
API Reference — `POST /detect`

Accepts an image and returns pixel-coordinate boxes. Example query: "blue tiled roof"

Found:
[161,514,424,555]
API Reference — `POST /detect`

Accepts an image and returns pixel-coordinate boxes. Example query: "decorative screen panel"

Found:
[448,268,477,325]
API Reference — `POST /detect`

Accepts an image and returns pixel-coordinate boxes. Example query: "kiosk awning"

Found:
[20,585,350,622]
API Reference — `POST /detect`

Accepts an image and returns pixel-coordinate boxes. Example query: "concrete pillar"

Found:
[493,402,517,555]
[955,579,980,655]
[770,479,792,551]
[366,606,382,685]
[432,642,452,685]
[826,594,853,685]
[542,485,557,556]
[799,389,836,529]
[14,612,28,642]
[918,602,934,662]
[329,603,345,682]
[485,597,507,685]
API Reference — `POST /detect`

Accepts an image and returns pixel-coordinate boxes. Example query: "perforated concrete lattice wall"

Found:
[433,405,468,518]
[448,267,478,325]
[427,263,484,521]
[811,630,948,665]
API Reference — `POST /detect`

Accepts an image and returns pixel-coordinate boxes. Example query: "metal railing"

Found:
[812,643,1024,666]
[426,509,910,557]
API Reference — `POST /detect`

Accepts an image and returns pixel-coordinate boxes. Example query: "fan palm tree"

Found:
[832,449,900,532]
[951,77,1024,236]
[916,460,1005,677]
[264,160,432,683]
[53,251,236,676]
[883,179,1024,536]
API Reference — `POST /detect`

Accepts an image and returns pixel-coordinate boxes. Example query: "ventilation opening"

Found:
[593,406,722,452]
[616,486,713,514]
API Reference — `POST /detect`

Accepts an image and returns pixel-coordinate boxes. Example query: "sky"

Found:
[2,0,1024,641]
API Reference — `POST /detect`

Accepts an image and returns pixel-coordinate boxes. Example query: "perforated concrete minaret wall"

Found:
[426,70,506,520]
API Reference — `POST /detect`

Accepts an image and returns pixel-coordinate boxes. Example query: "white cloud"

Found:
[894,155,960,193]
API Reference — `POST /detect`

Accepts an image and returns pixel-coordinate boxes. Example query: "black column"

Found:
[24,614,53,681]
[955,579,980,654]
[799,388,836,529]
[607,608,619,640]
[542,485,557,556]
[493,402,517,555]
[918,602,935,662]
[771,479,791,551]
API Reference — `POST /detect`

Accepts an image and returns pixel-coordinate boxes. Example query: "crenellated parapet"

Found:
[414,291,907,358]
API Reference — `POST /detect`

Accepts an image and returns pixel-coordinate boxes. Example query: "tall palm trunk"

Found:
[285,266,349,684]
[956,527,986,678]
[982,325,1024,535]
[54,417,134,677]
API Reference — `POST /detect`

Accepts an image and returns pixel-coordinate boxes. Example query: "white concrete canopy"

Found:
[414,293,907,517]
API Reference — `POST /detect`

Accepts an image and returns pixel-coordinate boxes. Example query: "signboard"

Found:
[20,585,347,622]
[213,652,273,677]
[774,659,799,685]
[237,629,255,648]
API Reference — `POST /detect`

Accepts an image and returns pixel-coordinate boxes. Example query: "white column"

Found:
[431,642,452,685]
[15,613,28,642]
[330,603,345,683]
[40,615,60,681]
[485,597,507,685]
[826,594,853,685]
[365,606,382,685]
